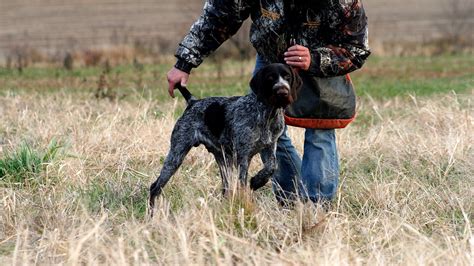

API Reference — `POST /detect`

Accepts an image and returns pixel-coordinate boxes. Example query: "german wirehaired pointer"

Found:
[149,63,302,211]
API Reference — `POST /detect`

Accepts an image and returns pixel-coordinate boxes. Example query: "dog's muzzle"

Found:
[274,85,289,97]
[272,84,292,107]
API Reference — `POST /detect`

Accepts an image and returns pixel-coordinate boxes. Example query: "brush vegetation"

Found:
[0,55,472,264]
[0,140,62,185]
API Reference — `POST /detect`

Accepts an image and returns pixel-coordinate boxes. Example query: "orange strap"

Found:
[284,114,356,129]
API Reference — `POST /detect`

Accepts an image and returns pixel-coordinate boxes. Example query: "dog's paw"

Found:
[250,176,269,190]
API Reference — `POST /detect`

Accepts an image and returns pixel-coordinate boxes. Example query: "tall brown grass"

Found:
[0,90,472,264]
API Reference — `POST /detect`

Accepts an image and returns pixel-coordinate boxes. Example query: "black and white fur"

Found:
[149,63,302,212]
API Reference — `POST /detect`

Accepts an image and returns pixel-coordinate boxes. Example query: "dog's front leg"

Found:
[250,145,277,190]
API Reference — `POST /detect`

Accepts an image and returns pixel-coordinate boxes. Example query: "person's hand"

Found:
[284,45,311,71]
[166,67,189,98]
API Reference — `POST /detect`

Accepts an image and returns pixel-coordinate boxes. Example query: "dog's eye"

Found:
[266,75,275,81]
[283,74,291,80]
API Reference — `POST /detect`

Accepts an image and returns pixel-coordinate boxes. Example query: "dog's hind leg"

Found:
[250,145,277,190]
[149,140,192,215]
[213,153,232,196]
[217,160,229,195]
[237,155,250,186]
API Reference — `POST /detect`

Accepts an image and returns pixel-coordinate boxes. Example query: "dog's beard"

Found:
[270,94,293,108]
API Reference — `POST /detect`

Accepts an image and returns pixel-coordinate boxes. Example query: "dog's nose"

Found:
[274,85,289,96]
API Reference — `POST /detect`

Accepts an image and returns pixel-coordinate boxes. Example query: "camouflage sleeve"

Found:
[308,0,371,77]
[174,0,252,73]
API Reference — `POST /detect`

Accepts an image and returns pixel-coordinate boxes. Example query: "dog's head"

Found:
[250,63,302,108]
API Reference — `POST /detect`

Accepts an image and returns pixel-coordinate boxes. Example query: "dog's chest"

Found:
[254,114,284,145]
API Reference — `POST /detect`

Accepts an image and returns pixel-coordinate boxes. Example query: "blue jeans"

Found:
[253,55,340,204]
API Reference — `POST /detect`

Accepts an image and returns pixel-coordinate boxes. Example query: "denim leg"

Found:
[299,129,339,202]
[272,127,302,204]
[253,54,268,75]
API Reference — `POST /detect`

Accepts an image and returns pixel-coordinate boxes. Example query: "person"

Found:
[166,0,370,206]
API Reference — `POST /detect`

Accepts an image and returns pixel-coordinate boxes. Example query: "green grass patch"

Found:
[0,139,63,186]
[81,173,149,218]
[351,54,473,98]
[0,241,15,256]
[1,54,472,100]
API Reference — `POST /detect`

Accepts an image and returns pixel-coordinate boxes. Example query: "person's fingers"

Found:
[167,75,176,98]
[167,67,190,98]
[180,75,188,87]
[168,87,175,97]
[285,44,311,70]
[285,56,308,62]
[284,46,310,63]
[284,54,310,64]
[284,50,307,57]
[287,44,307,52]
[285,56,311,70]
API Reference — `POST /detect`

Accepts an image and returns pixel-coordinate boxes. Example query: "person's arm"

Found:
[174,0,253,74]
[307,0,370,77]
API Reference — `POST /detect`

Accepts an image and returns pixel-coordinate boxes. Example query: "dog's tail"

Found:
[175,84,197,105]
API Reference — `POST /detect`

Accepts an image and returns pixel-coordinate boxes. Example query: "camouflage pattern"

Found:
[175,0,370,78]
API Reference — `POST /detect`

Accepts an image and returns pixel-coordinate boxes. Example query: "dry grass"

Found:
[0,89,472,264]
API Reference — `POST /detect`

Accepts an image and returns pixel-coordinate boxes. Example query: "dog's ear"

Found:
[290,67,303,101]
[250,68,264,98]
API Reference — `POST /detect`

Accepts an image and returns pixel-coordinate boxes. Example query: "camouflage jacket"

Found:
[175,0,370,78]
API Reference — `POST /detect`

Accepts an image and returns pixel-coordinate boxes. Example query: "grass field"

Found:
[0,55,473,264]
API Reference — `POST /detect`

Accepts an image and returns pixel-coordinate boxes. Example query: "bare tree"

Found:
[438,0,474,51]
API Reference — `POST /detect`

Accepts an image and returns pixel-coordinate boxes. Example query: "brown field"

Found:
[0,53,473,264]
[0,1,473,264]
[0,79,472,264]
[1,0,473,58]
